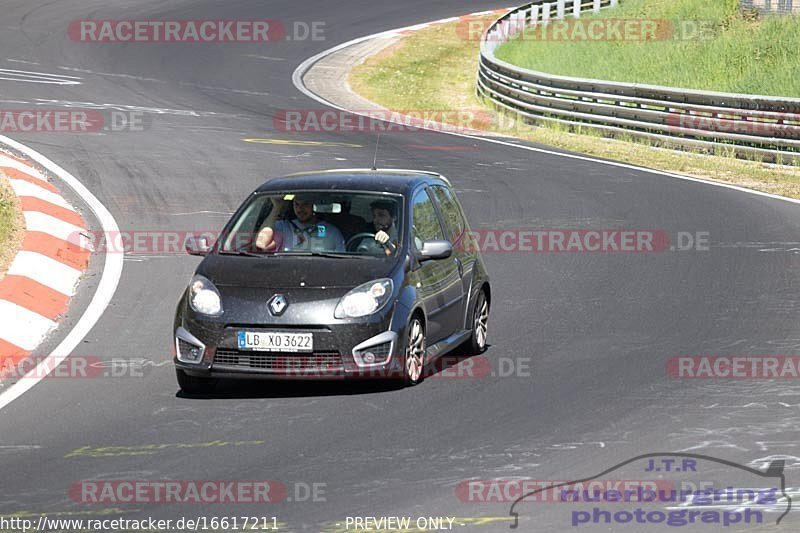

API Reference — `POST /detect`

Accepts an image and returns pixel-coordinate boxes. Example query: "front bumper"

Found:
[174,303,406,381]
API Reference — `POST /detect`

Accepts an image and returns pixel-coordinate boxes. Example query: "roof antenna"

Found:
[371,133,381,171]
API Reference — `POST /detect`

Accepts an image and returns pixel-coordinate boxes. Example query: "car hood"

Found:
[198,254,399,289]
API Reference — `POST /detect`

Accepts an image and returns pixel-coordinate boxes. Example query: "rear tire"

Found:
[403,317,426,386]
[467,289,489,355]
[176,369,218,394]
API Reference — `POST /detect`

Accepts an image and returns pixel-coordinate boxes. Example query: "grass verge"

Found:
[349,15,800,199]
[495,0,800,97]
[0,171,24,279]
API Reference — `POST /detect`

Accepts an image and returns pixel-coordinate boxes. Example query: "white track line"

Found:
[0,135,123,412]
[0,68,83,79]
[291,18,800,208]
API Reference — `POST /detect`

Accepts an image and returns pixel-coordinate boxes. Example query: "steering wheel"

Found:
[345,232,397,253]
[346,232,377,252]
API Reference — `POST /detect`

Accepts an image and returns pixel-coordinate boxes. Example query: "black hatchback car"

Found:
[173,169,490,393]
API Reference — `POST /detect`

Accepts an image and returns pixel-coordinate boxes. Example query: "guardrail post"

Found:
[593,0,601,12]
[610,0,619,6]
[556,0,566,19]
[516,10,527,33]
[542,3,551,25]
[499,19,510,40]
[573,0,582,18]
[530,5,540,26]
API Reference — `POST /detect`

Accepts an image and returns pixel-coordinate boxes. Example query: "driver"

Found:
[255,195,345,252]
[359,200,399,255]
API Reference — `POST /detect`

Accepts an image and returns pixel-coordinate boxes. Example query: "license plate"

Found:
[237,331,313,352]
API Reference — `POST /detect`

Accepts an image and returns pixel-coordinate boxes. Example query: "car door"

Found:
[430,184,472,330]
[410,187,463,343]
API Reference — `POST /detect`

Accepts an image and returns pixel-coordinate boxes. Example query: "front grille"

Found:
[213,349,343,372]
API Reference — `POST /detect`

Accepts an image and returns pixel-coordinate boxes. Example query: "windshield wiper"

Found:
[276,251,371,259]
[220,250,375,259]
[218,249,267,257]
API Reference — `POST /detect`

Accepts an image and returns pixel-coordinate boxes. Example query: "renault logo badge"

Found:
[268,294,288,316]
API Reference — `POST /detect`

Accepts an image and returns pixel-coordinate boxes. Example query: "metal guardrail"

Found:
[741,0,800,16]
[477,0,800,162]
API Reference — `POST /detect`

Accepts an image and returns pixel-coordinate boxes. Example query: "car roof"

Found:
[254,169,451,195]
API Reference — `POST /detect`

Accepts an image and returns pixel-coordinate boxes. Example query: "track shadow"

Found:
[176,378,404,399]
[175,345,492,399]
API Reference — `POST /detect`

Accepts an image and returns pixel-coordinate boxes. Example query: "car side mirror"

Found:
[419,240,453,261]
[185,233,214,256]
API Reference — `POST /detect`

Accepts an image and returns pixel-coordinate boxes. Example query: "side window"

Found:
[431,186,465,244]
[411,188,445,250]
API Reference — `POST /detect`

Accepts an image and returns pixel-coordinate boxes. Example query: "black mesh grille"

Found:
[214,349,343,371]
[368,342,391,359]
[177,338,203,361]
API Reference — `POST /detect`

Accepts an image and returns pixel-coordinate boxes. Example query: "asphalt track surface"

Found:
[1,1,800,531]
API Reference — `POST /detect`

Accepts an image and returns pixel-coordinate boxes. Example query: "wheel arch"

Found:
[465,281,491,329]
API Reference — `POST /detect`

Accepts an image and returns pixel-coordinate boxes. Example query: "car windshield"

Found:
[219,191,404,257]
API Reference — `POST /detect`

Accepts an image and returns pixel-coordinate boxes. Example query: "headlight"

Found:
[188,274,223,316]
[335,279,393,318]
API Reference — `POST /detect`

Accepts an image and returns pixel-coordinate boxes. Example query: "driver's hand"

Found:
[374,230,390,244]
[255,227,277,251]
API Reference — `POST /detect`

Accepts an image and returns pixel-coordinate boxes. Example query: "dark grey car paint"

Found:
[174,170,491,381]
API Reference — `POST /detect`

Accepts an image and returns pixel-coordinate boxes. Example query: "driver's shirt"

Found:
[273,219,345,252]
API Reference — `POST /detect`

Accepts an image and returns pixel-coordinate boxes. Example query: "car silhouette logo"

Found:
[508,452,792,529]
[268,294,288,316]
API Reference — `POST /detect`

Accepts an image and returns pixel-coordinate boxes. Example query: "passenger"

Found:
[256,195,345,252]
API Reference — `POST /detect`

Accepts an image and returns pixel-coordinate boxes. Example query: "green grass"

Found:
[349,19,484,111]
[349,13,800,199]
[495,0,800,97]
[0,172,24,278]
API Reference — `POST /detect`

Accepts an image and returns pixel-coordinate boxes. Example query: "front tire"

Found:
[176,369,218,394]
[403,317,426,386]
